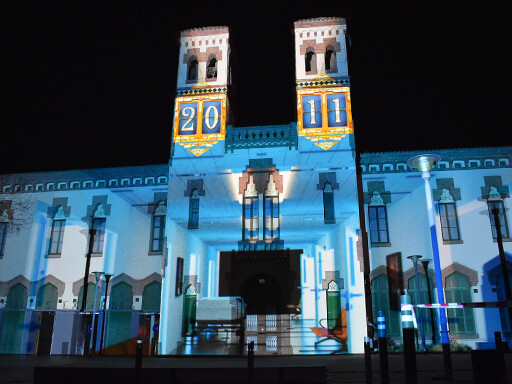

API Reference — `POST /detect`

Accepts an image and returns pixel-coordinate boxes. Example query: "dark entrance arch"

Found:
[241,274,281,315]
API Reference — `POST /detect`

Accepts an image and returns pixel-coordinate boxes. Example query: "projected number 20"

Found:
[179,101,222,135]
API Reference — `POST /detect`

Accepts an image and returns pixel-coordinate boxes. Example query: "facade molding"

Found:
[442,262,479,287]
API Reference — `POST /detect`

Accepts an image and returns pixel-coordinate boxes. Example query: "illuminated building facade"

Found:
[0,18,511,355]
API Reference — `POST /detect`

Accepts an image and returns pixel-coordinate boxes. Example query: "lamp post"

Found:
[98,273,113,355]
[80,228,97,312]
[491,206,512,328]
[407,154,452,380]
[88,271,104,356]
[420,259,437,345]
[408,255,426,352]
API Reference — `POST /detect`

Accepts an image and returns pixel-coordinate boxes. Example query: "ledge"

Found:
[370,242,391,248]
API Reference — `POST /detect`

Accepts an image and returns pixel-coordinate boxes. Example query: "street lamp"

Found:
[407,154,452,380]
[420,259,437,345]
[98,273,113,355]
[88,271,104,356]
[80,228,97,312]
[407,255,426,352]
[490,206,512,328]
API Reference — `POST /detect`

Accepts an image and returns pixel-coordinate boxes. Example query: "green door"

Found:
[0,284,28,353]
[106,282,133,348]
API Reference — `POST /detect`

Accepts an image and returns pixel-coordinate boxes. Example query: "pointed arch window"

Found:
[187,56,198,82]
[48,206,66,255]
[243,175,259,241]
[487,186,509,239]
[371,275,401,337]
[206,55,218,80]
[445,272,476,334]
[438,189,461,241]
[325,46,337,72]
[150,201,166,253]
[368,191,389,244]
[408,274,438,338]
[0,210,9,257]
[188,189,200,229]
[305,48,317,74]
[323,182,336,224]
[264,175,280,241]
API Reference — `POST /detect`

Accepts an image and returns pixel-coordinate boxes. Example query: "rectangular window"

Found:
[488,201,510,238]
[150,215,165,253]
[368,206,389,244]
[48,219,65,254]
[439,203,461,241]
[0,222,7,256]
[323,188,336,224]
[243,197,259,241]
[264,196,279,241]
[188,196,199,229]
[91,218,106,254]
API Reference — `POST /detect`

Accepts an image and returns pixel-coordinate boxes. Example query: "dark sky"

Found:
[1,1,510,174]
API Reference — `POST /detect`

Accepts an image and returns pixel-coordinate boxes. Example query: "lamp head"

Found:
[92,271,104,279]
[103,273,113,281]
[407,255,423,263]
[407,154,441,173]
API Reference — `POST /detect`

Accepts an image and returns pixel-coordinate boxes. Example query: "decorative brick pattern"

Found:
[47,197,71,218]
[433,179,461,201]
[184,179,205,197]
[480,176,510,200]
[183,47,223,64]
[317,172,339,190]
[363,181,391,204]
[441,262,479,287]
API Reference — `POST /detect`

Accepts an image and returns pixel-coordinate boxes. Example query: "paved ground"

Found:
[0,352,511,383]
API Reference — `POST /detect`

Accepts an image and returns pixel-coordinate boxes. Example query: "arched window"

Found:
[371,275,400,336]
[36,283,58,310]
[408,275,438,338]
[323,182,336,224]
[264,174,280,241]
[110,282,133,310]
[445,272,476,334]
[188,189,200,229]
[107,282,133,348]
[6,283,28,309]
[206,55,217,80]
[243,175,259,241]
[305,48,317,74]
[142,281,162,313]
[1,284,27,353]
[187,56,198,82]
[325,46,337,72]
[78,282,98,310]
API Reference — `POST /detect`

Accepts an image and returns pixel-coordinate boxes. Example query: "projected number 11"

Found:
[302,94,347,129]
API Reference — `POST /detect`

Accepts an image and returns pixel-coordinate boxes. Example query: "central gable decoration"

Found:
[297,81,353,150]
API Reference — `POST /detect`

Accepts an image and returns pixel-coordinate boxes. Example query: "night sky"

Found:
[1,1,510,174]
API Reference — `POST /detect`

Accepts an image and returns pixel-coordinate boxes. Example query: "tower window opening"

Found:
[206,56,218,80]
[187,57,198,82]
[305,48,317,74]
[325,47,337,72]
